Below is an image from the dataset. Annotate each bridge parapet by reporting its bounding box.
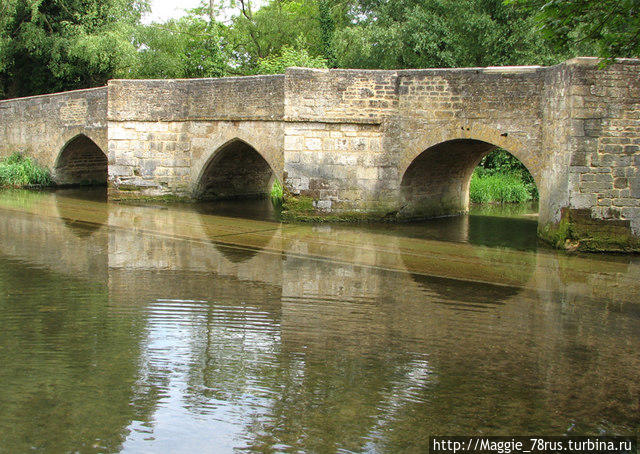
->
[108,75,284,122]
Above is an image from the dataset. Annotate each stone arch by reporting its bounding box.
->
[397,126,541,220]
[194,138,280,200]
[53,134,108,186]
[398,124,540,183]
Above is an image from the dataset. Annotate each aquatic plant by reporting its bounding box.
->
[469,169,536,204]
[0,152,52,188]
[270,179,284,207]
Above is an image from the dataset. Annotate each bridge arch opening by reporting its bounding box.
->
[195,138,278,201]
[54,135,107,186]
[399,139,539,221]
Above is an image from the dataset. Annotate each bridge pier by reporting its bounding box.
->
[0,58,639,251]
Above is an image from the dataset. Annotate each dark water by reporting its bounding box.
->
[0,189,638,453]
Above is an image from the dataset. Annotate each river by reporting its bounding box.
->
[0,188,638,452]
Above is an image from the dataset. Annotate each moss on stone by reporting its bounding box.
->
[281,210,390,223]
[282,195,315,214]
[110,192,192,204]
[538,208,640,253]
[280,195,397,223]
[538,216,572,249]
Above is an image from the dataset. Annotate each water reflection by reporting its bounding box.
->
[0,190,638,452]
[362,203,539,252]
[54,187,108,237]
[0,257,152,453]
[198,215,279,264]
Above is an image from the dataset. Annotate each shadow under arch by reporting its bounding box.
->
[398,138,541,223]
[54,134,108,186]
[194,138,279,201]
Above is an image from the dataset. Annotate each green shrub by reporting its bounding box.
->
[469,170,534,204]
[0,153,52,188]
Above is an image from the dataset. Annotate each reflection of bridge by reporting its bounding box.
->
[2,191,640,306]
[0,58,639,249]
[1,193,640,450]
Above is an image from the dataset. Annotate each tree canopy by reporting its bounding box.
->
[509,0,639,63]
[0,0,148,98]
[0,0,637,99]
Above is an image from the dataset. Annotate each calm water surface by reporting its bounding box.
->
[0,189,638,453]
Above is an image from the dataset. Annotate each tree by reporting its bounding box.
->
[0,0,149,99]
[220,0,327,73]
[508,0,639,62]
[133,16,226,79]
[331,0,560,69]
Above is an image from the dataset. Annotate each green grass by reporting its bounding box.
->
[469,169,537,204]
[270,179,284,207]
[0,153,52,188]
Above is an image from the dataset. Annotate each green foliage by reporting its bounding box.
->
[317,0,336,66]
[477,148,538,198]
[133,16,226,79]
[220,0,326,72]
[508,0,638,62]
[270,179,284,207]
[256,45,327,74]
[479,148,528,174]
[331,0,560,69]
[469,171,532,204]
[0,153,52,188]
[472,149,538,203]
[0,0,149,98]
[0,0,621,99]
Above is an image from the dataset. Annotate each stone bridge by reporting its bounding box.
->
[1,57,639,250]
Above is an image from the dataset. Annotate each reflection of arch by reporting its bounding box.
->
[400,246,535,305]
[399,135,540,221]
[213,242,268,264]
[409,273,518,308]
[54,134,107,186]
[194,138,278,201]
[198,211,278,264]
[53,189,108,238]
[467,213,538,252]
[362,209,539,252]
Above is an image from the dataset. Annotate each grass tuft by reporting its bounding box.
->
[270,179,284,207]
[469,169,536,204]
[0,153,52,188]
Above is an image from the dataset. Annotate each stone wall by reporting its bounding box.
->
[107,76,285,198]
[282,60,640,249]
[107,119,283,198]
[565,59,640,238]
[283,65,549,220]
[0,87,107,170]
